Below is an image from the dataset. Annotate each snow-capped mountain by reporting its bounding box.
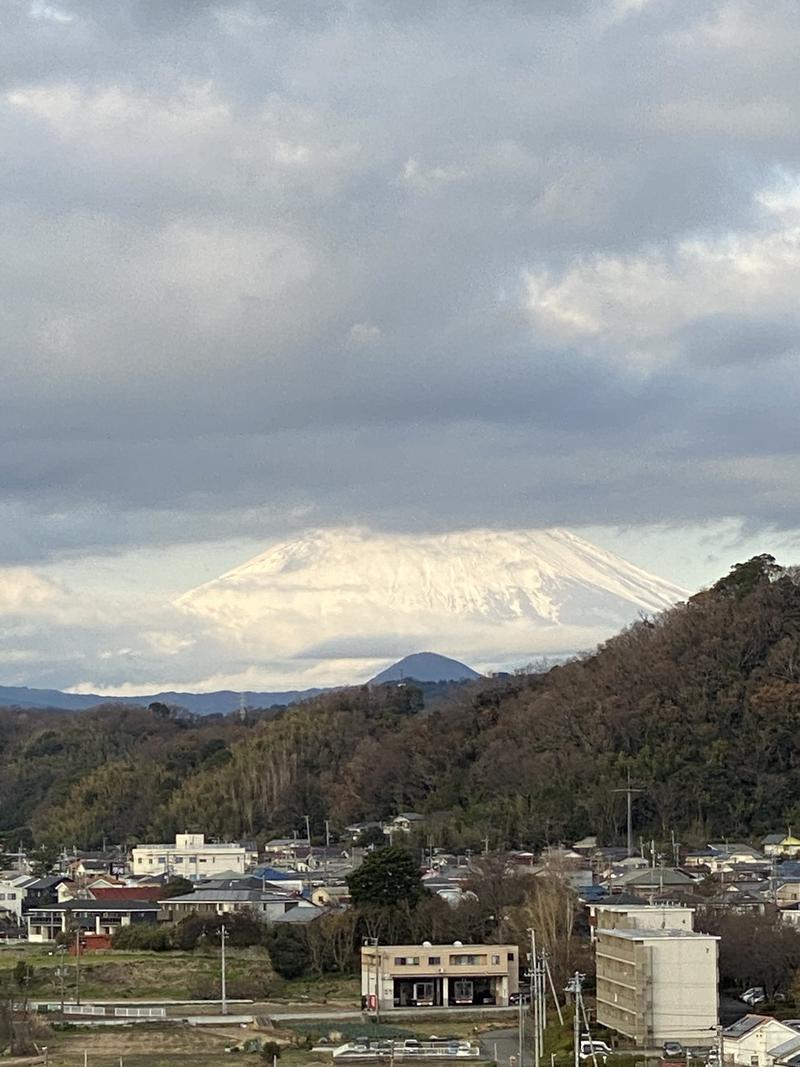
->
[175,527,688,669]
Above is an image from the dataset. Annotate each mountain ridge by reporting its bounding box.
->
[0,652,481,714]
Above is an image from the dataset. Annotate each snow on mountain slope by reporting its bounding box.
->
[175,528,688,668]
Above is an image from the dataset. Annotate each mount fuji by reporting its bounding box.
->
[175,527,688,671]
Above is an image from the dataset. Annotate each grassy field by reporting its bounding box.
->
[0,943,358,1004]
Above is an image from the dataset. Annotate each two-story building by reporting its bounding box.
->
[361,942,518,1010]
[26,899,161,942]
[130,833,257,878]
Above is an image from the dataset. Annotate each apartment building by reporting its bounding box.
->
[131,833,257,878]
[595,927,719,1046]
[589,902,696,941]
[361,942,518,1011]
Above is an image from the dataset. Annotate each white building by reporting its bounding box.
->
[722,1015,800,1067]
[595,927,719,1046]
[0,876,30,922]
[131,833,257,879]
[589,902,696,941]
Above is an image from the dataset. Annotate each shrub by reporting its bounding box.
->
[112,923,174,951]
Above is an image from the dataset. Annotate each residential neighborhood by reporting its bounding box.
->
[3,823,800,1067]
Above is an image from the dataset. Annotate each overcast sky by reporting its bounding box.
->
[2,0,800,692]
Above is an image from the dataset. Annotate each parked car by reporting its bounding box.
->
[662,1042,685,1060]
[741,987,766,1006]
[580,1039,613,1061]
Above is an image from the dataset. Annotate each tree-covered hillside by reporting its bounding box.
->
[3,555,800,851]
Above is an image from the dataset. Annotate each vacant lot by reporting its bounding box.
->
[0,943,359,1006]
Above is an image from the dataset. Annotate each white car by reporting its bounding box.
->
[580,1040,613,1060]
[742,988,766,1006]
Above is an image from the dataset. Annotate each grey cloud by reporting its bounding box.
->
[1,0,800,569]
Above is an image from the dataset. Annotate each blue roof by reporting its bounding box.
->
[252,866,299,881]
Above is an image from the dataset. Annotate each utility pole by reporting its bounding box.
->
[304,814,312,855]
[75,929,81,1005]
[518,993,525,1067]
[538,950,546,1056]
[220,924,228,1015]
[59,945,66,1014]
[613,771,642,857]
[376,950,382,1025]
[529,930,539,1067]
[566,973,586,1067]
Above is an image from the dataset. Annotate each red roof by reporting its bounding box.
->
[88,886,165,902]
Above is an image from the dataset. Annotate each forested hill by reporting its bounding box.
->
[3,554,800,852]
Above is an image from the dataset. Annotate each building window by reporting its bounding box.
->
[428,956,441,965]
[508,952,515,961]
[174,857,183,864]
[491,954,500,965]
[449,954,487,966]
[394,956,420,966]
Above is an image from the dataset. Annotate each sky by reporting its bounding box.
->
[3,0,800,693]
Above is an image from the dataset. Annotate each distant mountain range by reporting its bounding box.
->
[0,683,325,715]
[0,652,480,715]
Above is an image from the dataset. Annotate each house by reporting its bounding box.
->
[131,833,257,878]
[24,875,73,909]
[26,899,161,942]
[722,1015,800,1067]
[766,1033,800,1067]
[572,836,599,855]
[776,881,800,907]
[310,885,351,908]
[595,927,718,1046]
[361,942,519,1011]
[0,877,29,923]
[608,867,697,896]
[344,822,385,844]
[384,813,426,835]
[764,835,800,859]
[705,844,766,873]
[702,886,771,915]
[160,887,305,923]
[250,867,304,894]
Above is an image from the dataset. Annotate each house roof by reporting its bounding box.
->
[709,843,764,857]
[27,875,73,890]
[251,867,300,881]
[89,886,164,902]
[619,868,694,886]
[271,904,325,923]
[767,1036,800,1059]
[723,1015,774,1039]
[164,889,296,904]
